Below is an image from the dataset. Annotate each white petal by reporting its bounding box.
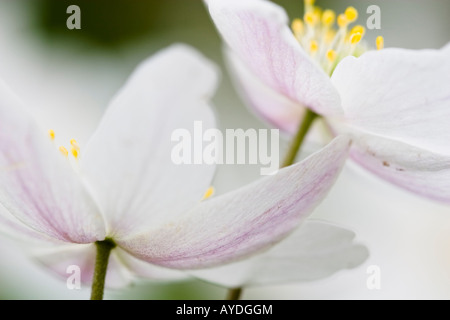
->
[189,220,369,287]
[225,49,305,134]
[81,45,219,237]
[0,80,105,243]
[350,133,450,204]
[117,136,350,269]
[115,249,189,282]
[208,0,341,116]
[0,203,62,244]
[33,244,134,289]
[442,42,450,54]
[331,47,450,156]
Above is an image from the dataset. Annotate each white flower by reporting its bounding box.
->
[207,0,450,203]
[0,44,366,290]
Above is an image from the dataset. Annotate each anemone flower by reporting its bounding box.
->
[207,0,450,203]
[0,44,363,299]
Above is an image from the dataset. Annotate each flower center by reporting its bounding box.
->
[48,129,80,160]
[292,0,384,75]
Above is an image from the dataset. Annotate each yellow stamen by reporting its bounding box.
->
[71,146,78,159]
[376,36,384,50]
[48,129,55,140]
[70,139,80,151]
[325,29,336,44]
[59,146,68,157]
[291,18,304,35]
[326,49,337,63]
[304,11,317,26]
[337,14,348,28]
[350,25,365,37]
[345,6,358,23]
[202,186,215,200]
[350,32,362,45]
[291,3,370,74]
[322,9,335,27]
[313,6,322,20]
[309,40,319,53]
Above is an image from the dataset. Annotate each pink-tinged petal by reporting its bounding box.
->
[117,136,350,269]
[0,204,63,244]
[81,45,219,237]
[33,244,134,289]
[225,49,304,134]
[189,220,368,287]
[208,0,342,116]
[226,49,334,145]
[331,47,450,156]
[350,133,450,204]
[0,80,105,243]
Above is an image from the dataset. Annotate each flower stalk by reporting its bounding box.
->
[226,288,242,300]
[281,109,318,168]
[90,238,116,300]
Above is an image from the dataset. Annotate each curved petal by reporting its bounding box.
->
[350,133,450,204]
[0,80,105,243]
[0,204,63,244]
[189,220,369,287]
[208,0,341,116]
[81,45,219,237]
[33,244,134,289]
[118,136,350,269]
[225,48,304,134]
[331,47,450,156]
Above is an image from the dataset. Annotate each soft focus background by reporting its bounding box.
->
[0,0,449,299]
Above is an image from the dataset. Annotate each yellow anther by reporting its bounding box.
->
[48,129,55,140]
[350,32,363,45]
[309,40,319,53]
[291,18,304,35]
[326,49,337,63]
[71,146,78,159]
[350,25,365,37]
[322,9,336,26]
[304,11,317,26]
[304,0,315,6]
[70,139,80,151]
[202,186,215,201]
[59,146,68,157]
[337,14,348,28]
[376,36,384,50]
[345,6,358,23]
[313,6,322,19]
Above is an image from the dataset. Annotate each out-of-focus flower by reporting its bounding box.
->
[207,0,450,203]
[0,44,358,289]
[190,220,368,288]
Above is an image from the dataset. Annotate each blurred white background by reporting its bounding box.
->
[0,0,449,299]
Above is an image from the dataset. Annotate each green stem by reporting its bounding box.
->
[226,288,242,300]
[281,109,318,168]
[90,238,116,300]
[224,109,318,300]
